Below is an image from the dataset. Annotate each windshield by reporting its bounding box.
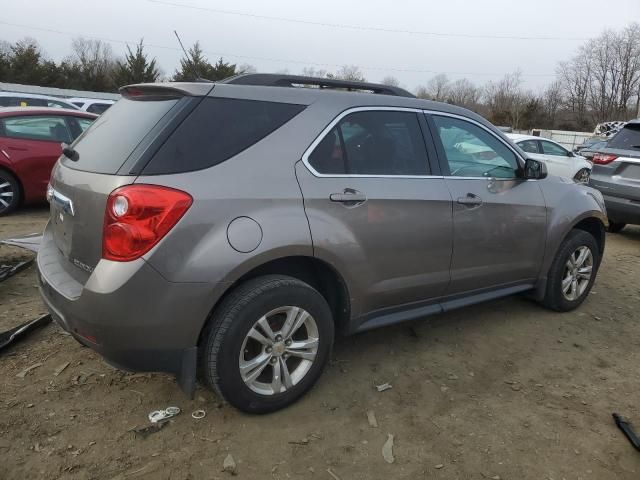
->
[608,124,640,150]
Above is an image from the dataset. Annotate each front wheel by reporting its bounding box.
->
[541,230,600,312]
[200,275,334,413]
[573,168,591,184]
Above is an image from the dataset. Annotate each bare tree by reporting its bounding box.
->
[542,81,563,129]
[333,65,366,82]
[301,67,328,78]
[446,78,480,110]
[425,74,450,102]
[67,37,117,91]
[414,85,430,99]
[381,75,400,87]
[484,71,530,128]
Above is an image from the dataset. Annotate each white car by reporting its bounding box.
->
[0,92,79,110]
[507,134,592,183]
[69,98,115,115]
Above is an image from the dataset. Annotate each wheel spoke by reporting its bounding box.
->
[240,351,271,383]
[281,307,309,339]
[247,327,271,346]
[0,198,8,208]
[577,266,592,279]
[280,358,293,390]
[288,338,319,350]
[0,182,9,189]
[562,274,573,293]
[257,316,276,342]
[271,360,283,393]
[571,279,578,298]
[0,191,13,197]
[575,248,589,267]
[286,348,316,361]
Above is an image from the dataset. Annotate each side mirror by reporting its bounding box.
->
[523,158,547,179]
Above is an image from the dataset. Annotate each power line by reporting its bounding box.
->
[0,20,556,78]
[147,0,588,42]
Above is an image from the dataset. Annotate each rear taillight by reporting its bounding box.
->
[102,185,192,262]
[592,153,617,165]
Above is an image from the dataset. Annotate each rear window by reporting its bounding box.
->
[64,97,179,174]
[143,97,305,175]
[608,124,640,150]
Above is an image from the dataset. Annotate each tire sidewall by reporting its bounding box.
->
[211,281,334,413]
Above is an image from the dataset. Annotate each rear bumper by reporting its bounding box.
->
[602,193,640,224]
[36,230,220,396]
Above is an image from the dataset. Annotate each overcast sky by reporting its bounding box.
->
[2,0,639,92]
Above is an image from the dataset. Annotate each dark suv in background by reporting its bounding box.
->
[38,75,607,413]
[590,119,640,232]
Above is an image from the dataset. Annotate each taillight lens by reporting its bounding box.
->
[103,185,192,261]
[592,153,617,165]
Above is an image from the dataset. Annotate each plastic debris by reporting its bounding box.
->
[148,406,180,423]
[0,259,33,283]
[1,233,42,253]
[367,410,378,428]
[16,362,43,378]
[382,434,395,463]
[376,383,393,392]
[132,421,168,439]
[53,361,70,377]
[191,409,206,419]
[223,453,237,475]
[0,314,51,352]
[613,413,640,451]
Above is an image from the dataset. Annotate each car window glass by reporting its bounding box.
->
[308,110,429,175]
[47,100,70,109]
[518,139,540,154]
[432,115,518,178]
[76,117,94,132]
[1,116,72,143]
[607,125,640,150]
[87,103,111,114]
[541,140,569,156]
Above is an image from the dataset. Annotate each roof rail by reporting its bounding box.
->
[220,73,415,98]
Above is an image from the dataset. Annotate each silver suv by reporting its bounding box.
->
[589,119,640,232]
[38,74,607,413]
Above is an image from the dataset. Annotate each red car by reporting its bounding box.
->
[0,107,97,215]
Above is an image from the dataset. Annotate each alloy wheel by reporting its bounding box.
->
[0,177,15,212]
[239,306,319,395]
[561,245,593,301]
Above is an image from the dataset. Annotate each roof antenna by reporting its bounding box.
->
[173,30,212,83]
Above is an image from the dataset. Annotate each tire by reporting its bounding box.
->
[608,222,626,233]
[542,230,600,312]
[573,168,590,184]
[200,275,334,413]
[0,169,20,216]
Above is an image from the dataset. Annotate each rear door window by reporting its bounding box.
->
[518,139,540,154]
[87,103,111,114]
[308,110,429,175]
[143,98,305,174]
[0,115,72,143]
[64,97,180,174]
[608,124,640,150]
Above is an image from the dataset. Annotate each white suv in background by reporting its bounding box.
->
[0,92,80,110]
[69,98,116,115]
[508,134,592,183]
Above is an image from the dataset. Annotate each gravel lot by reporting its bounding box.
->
[2,206,640,479]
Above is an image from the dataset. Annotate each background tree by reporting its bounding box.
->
[425,74,450,102]
[446,78,481,111]
[333,65,366,82]
[381,75,400,87]
[64,38,117,91]
[113,40,160,87]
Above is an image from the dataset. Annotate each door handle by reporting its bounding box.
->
[330,190,367,206]
[457,194,483,207]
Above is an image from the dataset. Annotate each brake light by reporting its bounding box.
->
[103,185,192,261]
[593,153,617,165]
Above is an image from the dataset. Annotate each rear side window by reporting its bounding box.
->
[144,98,305,174]
[608,124,640,150]
[66,97,179,174]
[518,139,540,154]
[541,140,568,156]
[308,110,429,175]
[87,103,111,114]
[0,116,72,143]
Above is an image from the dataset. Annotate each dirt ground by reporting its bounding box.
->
[2,206,640,480]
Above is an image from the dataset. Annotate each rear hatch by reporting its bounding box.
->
[47,84,209,280]
[590,123,640,201]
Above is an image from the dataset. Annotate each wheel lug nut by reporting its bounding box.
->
[270,357,277,364]
[276,335,282,342]
[266,347,272,353]
[285,339,291,346]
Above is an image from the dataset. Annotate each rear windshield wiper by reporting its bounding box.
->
[62,143,79,162]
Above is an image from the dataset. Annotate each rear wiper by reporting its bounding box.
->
[61,143,79,162]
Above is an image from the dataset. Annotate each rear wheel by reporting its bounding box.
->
[542,230,600,312]
[200,275,334,413]
[608,222,626,233]
[0,169,20,216]
[573,168,590,184]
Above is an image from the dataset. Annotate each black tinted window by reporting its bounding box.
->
[65,97,179,174]
[145,98,305,174]
[87,103,111,114]
[608,124,640,150]
[309,110,429,175]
